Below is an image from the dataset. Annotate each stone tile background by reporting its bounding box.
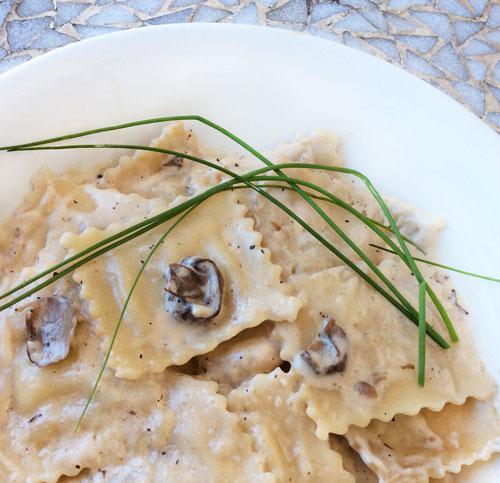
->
[0,0,499,133]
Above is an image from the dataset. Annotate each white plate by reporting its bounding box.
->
[0,24,499,481]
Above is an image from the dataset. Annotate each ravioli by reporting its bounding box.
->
[183,322,282,395]
[62,191,301,379]
[58,373,273,483]
[0,307,174,483]
[0,126,498,482]
[0,169,168,297]
[345,399,500,482]
[236,132,387,279]
[227,369,354,482]
[273,261,493,437]
[98,122,221,202]
[0,171,98,289]
[329,435,378,483]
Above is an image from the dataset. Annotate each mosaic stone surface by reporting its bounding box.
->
[0,0,499,132]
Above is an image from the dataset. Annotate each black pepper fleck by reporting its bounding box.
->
[28,413,42,423]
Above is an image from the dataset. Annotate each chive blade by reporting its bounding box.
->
[418,281,427,387]
[370,243,500,284]
[76,204,200,430]
[5,144,449,347]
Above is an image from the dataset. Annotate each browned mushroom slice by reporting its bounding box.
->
[25,296,78,367]
[164,257,224,323]
[301,317,348,375]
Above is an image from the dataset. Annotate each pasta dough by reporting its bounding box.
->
[228,369,354,482]
[273,262,493,436]
[57,373,273,483]
[183,322,283,395]
[98,122,221,202]
[0,309,174,483]
[345,399,500,482]
[62,191,301,379]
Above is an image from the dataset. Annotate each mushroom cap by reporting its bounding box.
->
[25,296,78,367]
[301,317,348,375]
[164,257,224,323]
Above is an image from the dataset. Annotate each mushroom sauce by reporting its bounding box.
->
[0,123,498,482]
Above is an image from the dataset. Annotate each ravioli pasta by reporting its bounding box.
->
[0,125,498,482]
[236,132,388,279]
[62,191,301,379]
[0,308,173,483]
[0,171,168,295]
[272,262,493,436]
[227,369,354,482]
[345,399,500,482]
[98,122,221,202]
[58,373,273,483]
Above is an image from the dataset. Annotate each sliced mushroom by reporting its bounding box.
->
[164,257,223,323]
[25,296,78,367]
[301,317,348,375]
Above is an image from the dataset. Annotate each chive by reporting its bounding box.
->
[75,204,200,431]
[0,113,462,341]
[228,183,423,251]
[370,244,500,283]
[2,116,472,391]
[418,281,427,387]
[0,187,234,312]
[0,155,429,328]
[5,144,448,348]
[10,144,420,311]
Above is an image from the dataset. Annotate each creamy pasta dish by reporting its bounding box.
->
[0,122,498,482]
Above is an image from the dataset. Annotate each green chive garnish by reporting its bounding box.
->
[370,244,500,284]
[418,281,427,387]
[1,115,495,423]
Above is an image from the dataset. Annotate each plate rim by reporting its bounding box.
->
[0,23,497,137]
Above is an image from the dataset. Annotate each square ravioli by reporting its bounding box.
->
[0,170,168,296]
[0,308,173,483]
[98,122,222,202]
[345,399,500,482]
[53,373,274,483]
[272,262,493,436]
[62,191,301,379]
[227,369,354,482]
[183,321,283,395]
[235,131,391,280]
